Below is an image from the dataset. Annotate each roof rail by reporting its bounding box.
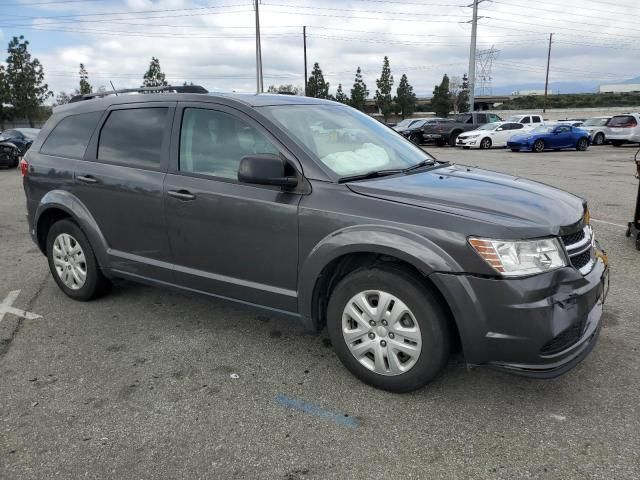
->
[69,84,208,103]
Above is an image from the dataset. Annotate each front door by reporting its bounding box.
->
[164,104,301,313]
[552,125,573,148]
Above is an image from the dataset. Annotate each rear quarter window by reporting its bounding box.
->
[41,111,103,159]
[608,115,638,127]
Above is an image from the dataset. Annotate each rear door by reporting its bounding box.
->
[163,103,302,312]
[73,102,175,281]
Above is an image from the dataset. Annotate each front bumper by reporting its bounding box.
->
[506,140,532,151]
[456,136,480,148]
[423,133,444,141]
[430,245,609,378]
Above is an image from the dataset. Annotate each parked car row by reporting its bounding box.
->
[0,128,39,168]
[392,112,640,152]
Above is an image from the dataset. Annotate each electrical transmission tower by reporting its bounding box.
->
[475,46,499,96]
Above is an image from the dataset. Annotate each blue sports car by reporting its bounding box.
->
[507,124,591,152]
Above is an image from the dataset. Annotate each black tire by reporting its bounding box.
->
[533,139,545,153]
[510,148,520,152]
[448,131,461,147]
[435,139,445,147]
[612,141,623,147]
[480,137,492,149]
[327,265,451,393]
[46,218,111,301]
[409,134,421,145]
[11,157,19,168]
[593,132,605,146]
[576,137,589,151]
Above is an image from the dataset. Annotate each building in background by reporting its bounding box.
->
[599,84,640,93]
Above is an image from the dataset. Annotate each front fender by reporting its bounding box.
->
[298,224,462,330]
[35,189,110,268]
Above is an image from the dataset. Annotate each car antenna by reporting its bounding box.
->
[110,81,118,96]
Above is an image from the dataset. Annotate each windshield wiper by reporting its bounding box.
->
[403,158,438,172]
[338,168,404,183]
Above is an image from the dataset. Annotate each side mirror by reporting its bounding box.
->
[496,127,504,131]
[238,154,298,188]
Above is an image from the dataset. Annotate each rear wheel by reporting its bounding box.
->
[409,134,421,145]
[46,219,111,301]
[533,139,545,153]
[480,137,492,149]
[327,265,451,393]
[593,132,605,145]
[448,132,461,147]
[576,137,589,151]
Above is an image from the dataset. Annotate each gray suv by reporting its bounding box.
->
[22,87,609,392]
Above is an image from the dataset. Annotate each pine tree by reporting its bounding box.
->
[142,57,168,88]
[457,73,470,113]
[395,74,417,119]
[79,63,92,94]
[5,36,51,127]
[431,74,452,118]
[350,66,369,111]
[335,83,348,104]
[306,62,329,99]
[374,56,394,121]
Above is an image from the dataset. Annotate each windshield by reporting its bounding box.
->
[0,132,13,141]
[395,119,416,128]
[582,118,608,127]
[532,126,554,133]
[477,122,501,131]
[259,105,434,177]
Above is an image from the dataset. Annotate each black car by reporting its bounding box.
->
[392,118,446,145]
[22,86,609,392]
[0,128,39,168]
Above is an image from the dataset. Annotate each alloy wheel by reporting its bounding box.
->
[52,233,87,290]
[341,290,422,376]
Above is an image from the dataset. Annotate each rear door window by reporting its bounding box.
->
[98,108,168,169]
[532,116,542,123]
[609,115,638,127]
[476,114,488,124]
[41,111,102,159]
[521,116,531,124]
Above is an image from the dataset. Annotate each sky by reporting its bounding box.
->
[0,0,639,102]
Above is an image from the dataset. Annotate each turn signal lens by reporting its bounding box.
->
[19,157,28,176]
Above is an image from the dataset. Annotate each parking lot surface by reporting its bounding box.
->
[1,145,639,479]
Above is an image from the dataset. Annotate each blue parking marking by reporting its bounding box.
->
[274,394,358,428]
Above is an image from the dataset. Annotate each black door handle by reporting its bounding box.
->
[77,175,97,184]
[168,189,196,201]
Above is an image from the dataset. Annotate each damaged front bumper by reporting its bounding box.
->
[430,245,609,378]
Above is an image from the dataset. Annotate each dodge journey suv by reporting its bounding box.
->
[22,86,609,392]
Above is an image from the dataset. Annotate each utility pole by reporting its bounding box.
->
[543,33,553,113]
[303,26,308,96]
[467,0,479,112]
[254,0,263,93]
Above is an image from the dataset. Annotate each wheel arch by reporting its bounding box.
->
[34,190,109,268]
[298,225,463,334]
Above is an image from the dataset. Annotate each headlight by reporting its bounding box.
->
[466,134,480,138]
[469,237,567,277]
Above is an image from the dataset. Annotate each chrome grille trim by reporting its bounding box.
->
[561,225,595,275]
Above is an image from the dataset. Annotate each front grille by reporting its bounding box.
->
[540,322,583,355]
[561,230,585,246]
[561,226,594,274]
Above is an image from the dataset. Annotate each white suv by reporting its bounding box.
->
[505,114,545,128]
[608,113,640,146]
[581,116,611,146]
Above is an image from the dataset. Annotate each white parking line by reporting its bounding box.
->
[0,290,42,323]
[591,218,628,229]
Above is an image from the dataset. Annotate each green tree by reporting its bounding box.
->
[142,57,168,87]
[374,56,394,121]
[350,66,369,111]
[5,36,51,127]
[0,65,10,129]
[79,63,92,94]
[431,74,452,117]
[55,91,71,105]
[307,62,329,99]
[395,73,417,119]
[452,73,469,113]
[334,83,348,104]
[267,84,302,95]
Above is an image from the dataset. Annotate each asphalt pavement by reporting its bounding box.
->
[1,144,639,479]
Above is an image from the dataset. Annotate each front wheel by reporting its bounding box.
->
[46,219,111,301]
[593,132,605,145]
[409,134,421,145]
[576,137,589,151]
[480,137,492,149]
[327,265,451,392]
[533,139,545,153]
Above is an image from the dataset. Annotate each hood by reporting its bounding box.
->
[347,164,585,233]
